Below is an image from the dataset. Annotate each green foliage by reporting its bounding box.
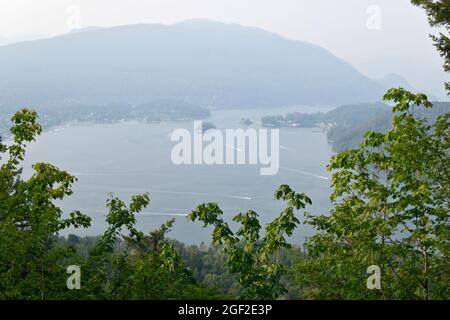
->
[0,109,222,300]
[1,92,448,300]
[188,185,311,300]
[294,89,450,299]
[79,211,223,300]
[0,109,91,299]
[0,2,448,300]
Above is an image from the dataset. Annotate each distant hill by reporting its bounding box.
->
[374,73,438,100]
[0,34,50,46]
[327,101,450,152]
[0,99,209,139]
[0,19,386,108]
[261,103,390,128]
[68,26,105,34]
[261,101,450,152]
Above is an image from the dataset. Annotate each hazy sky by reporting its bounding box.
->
[1,0,448,98]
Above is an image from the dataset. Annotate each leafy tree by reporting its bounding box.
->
[188,185,311,299]
[294,89,449,299]
[0,109,222,300]
[0,109,91,299]
[110,217,218,300]
[76,193,150,299]
[76,195,224,300]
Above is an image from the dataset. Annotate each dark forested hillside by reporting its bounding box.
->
[327,101,450,152]
[262,101,450,152]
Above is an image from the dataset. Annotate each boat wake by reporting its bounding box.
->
[140,212,188,217]
[79,184,253,201]
[155,190,252,200]
[281,167,329,180]
[280,145,296,152]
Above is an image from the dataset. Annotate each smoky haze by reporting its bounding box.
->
[0,0,448,98]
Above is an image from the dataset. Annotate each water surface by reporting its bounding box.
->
[21,106,334,244]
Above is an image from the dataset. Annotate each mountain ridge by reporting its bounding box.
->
[0,19,386,108]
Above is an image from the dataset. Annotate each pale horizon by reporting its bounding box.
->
[1,0,449,99]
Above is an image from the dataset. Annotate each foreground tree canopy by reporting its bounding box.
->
[294,89,449,299]
[0,0,449,300]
